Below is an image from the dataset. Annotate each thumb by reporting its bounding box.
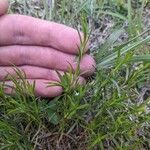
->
[0,0,9,16]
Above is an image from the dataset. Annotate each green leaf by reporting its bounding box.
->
[130,54,150,62]
[47,110,59,125]
[96,28,125,62]
[97,35,150,69]
[90,134,108,149]
[77,104,90,110]
[98,10,127,20]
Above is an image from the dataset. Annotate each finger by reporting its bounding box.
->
[0,46,96,76]
[0,66,64,81]
[0,66,86,84]
[0,14,88,54]
[0,0,9,15]
[3,77,86,97]
[3,79,63,97]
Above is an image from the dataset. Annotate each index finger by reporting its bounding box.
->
[0,14,88,54]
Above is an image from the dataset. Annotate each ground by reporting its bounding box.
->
[0,0,150,149]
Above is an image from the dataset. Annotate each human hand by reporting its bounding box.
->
[0,0,96,97]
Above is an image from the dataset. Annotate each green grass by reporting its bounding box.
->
[0,0,150,149]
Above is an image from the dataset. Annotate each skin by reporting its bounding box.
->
[0,0,96,97]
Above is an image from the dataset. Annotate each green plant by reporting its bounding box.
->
[0,0,149,149]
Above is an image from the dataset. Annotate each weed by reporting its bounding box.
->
[0,0,149,149]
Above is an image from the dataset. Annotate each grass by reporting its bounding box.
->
[0,0,150,149]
